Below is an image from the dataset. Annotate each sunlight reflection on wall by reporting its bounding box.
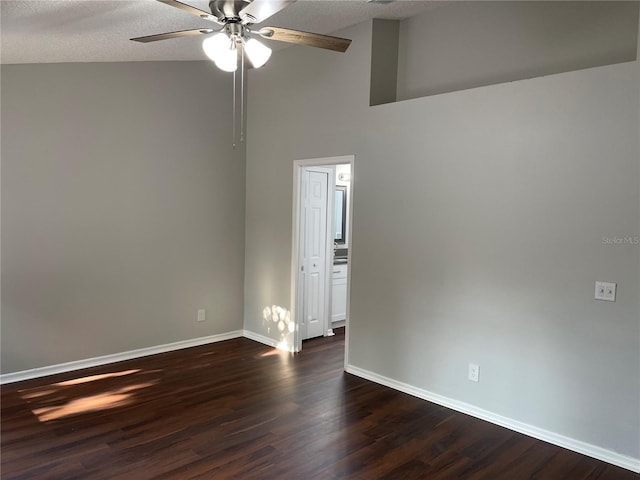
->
[262,305,296,352]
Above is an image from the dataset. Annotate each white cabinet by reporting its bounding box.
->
[331,263,348,324]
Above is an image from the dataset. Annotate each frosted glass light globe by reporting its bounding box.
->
[202,33,237,72]
[244,38,272,68]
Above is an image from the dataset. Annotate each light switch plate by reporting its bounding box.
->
[595,282,616,302]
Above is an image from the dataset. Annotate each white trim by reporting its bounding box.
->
[291,155,355,354]
[345,364,640,473]
[291,162,303,353]
[326,166,337,337]
[343,159,354,370]
[242,329,279,348]
[0,330,243,385]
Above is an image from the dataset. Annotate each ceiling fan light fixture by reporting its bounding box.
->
[202,32,238,72]
[244,38,272,68]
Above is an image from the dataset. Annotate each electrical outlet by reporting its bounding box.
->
[468,363,479,383]
[197,309,206,322]
[595,282,616,302]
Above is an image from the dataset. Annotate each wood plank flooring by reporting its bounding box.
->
[1,329,636,479]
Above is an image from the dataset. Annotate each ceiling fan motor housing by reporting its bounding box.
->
[210,0,252,21]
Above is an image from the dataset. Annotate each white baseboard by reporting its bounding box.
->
[346,364,640,473]
[0,330,244,385]
[331,320,346,329]
[242,330,298,352]
[242,330,279,348]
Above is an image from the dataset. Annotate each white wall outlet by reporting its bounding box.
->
[468,363,479,383]
[197,309,206,322]
[595,281,616,302]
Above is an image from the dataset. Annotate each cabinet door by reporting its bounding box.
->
[331,276,347,322]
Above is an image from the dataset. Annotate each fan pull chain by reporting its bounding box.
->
[232,66,237,149]
[240,45,245,144]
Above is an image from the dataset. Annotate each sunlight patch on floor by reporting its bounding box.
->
[52,369,141,387]
[31,381,157,422]
[260,349,283,357]
[18,368,160,423]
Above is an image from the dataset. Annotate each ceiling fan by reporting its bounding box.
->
[131,0,351,146]
[131,0,352,72]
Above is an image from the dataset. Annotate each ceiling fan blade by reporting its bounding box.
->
[156,0,219,22]
[258,27,352,53]
[239,0,296,24]
[131,28,214,43]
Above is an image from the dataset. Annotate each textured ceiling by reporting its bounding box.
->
[0,0,443,64]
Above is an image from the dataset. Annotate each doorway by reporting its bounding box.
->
[291,155,354,363]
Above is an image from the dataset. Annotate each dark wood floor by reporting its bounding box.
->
[1,329,636,479]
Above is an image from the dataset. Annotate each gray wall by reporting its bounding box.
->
[1,61,245,373]
[244,19,639,463]
[397,1,639,99]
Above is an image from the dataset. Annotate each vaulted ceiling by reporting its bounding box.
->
[1,0,444,64]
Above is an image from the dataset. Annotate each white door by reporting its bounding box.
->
[301,168,330,340]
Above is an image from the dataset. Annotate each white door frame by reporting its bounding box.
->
[291,155,354,358]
